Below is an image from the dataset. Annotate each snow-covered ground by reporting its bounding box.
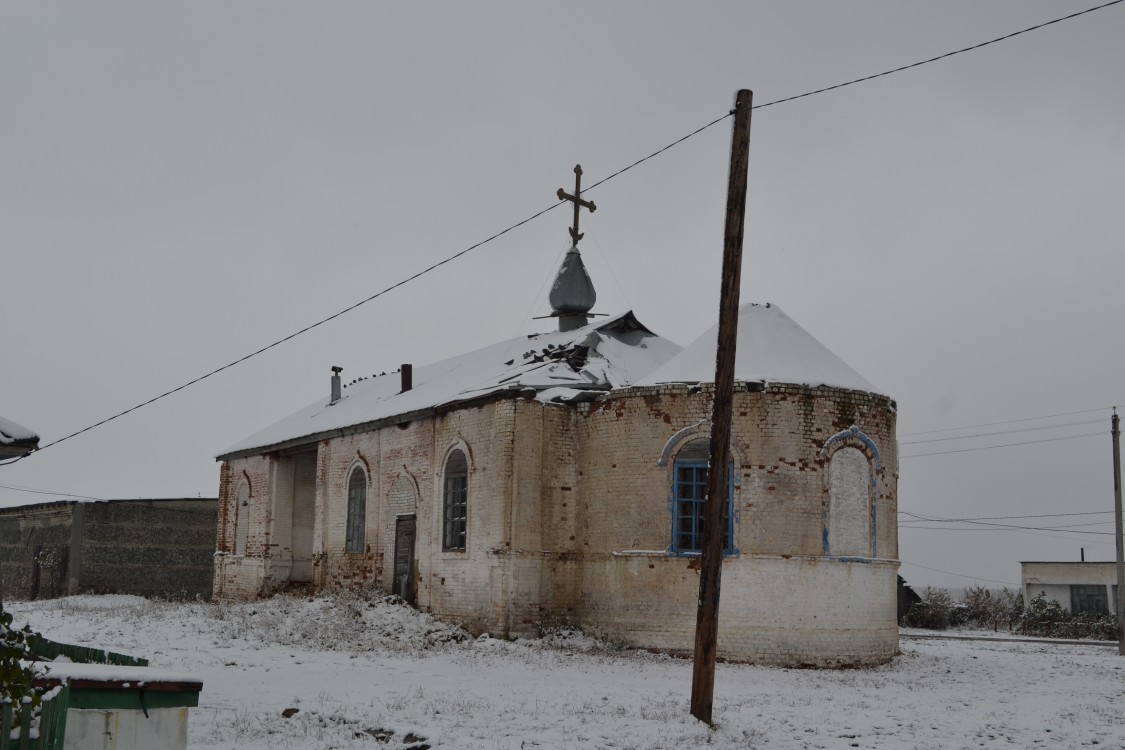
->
[8,593,1125,749]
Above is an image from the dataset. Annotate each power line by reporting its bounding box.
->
[900,516,1114,530]
[748,0,1124,112]
[899,419,1103,446]
[900,431,1104,459]
[901,523,1114,546]
[898,407,1112,437]
[900,524,1113,535]
[900,560,1019,587]
[900,526,1116,547]
[0,483,104,502]
[898,510,1116,545]
[899,509,1113,521]
[11,0,1121,464]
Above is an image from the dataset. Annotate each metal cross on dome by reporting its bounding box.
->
[557,164,597,243]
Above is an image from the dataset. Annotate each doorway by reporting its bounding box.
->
[392,514,416,605]
[290,452,316,582]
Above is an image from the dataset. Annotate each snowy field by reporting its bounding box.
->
[8,593,1125,750]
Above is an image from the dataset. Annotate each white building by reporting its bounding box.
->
[1021,561,1119,614]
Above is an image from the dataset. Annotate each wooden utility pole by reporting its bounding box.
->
[690,88,753,725]
[1112,408,1123,656]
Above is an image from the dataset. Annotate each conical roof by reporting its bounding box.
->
[634,303,883,395]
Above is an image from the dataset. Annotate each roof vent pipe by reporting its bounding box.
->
[401,364,413,393]
[330,366,343,404]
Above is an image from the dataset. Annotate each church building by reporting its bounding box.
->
[213,170,899,667]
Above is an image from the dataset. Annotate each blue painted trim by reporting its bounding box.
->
[820,425,882,558]
[667,549,742,559]
[669,460,737,555]
[818,425,882,471]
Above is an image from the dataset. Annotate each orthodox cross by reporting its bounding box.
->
[557,164,597,243]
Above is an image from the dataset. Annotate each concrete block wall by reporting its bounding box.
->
[78,500,216,599]
[0,505,73,600]
[1,499,216,602]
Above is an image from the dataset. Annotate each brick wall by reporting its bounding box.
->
[214,380,899,666]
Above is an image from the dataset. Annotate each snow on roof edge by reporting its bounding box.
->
[218,311,681,460]
[634,302,888,397]
[0,414,39,445]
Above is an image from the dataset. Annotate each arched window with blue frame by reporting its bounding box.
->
[671,439,734,554]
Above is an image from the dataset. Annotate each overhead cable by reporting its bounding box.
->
[900,431,1104,459]
[899,419,1104,446]
[14,0,1122,463]
[898,406,1112,437]
[897,509,1113,521]
[899,560,1019,587]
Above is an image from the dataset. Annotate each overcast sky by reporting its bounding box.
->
[3,1,1123,591]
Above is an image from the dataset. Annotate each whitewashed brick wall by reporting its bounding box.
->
[214,381,899,667]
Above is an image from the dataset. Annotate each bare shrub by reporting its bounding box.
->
[1017,593,1117,640]
[902,587,952,630]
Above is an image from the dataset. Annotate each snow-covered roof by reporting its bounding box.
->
[634,303,883,395]
[36,661,202,687]
[0,414,39,457]
[219,311,683,459]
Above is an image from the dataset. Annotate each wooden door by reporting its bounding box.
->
[392,515,416,605]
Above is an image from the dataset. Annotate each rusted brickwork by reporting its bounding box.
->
[214,381,899,666]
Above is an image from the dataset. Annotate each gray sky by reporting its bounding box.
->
[3,1,1123,591]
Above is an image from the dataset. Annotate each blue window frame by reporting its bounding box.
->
[672,460,734,554]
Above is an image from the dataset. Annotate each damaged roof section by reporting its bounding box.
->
[218,311,682,460]
[0,415,40,458]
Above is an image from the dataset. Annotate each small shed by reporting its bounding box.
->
[1021,561,1119,614]
[37,663,202,750]
[0,498,217,601]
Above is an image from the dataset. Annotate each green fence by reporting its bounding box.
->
[28,635,147,668]
[1,683,69,750]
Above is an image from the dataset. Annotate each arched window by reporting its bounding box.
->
[345,466,367,553]
[442,449,468,552]
[234,481,249,556]
[671,440,733,554]
[827,446,871,557]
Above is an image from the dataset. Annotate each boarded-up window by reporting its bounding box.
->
[345,467,367,553]
[443,449,468,552]
[827,447,871,557]
[234,481,250,556]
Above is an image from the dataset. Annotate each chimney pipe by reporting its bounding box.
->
[1081,547,1085,562]
[401,364,412,393]
[330,366,343,404]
